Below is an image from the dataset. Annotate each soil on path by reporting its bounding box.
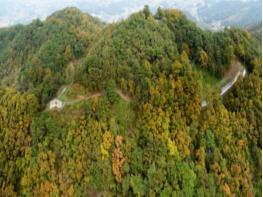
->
[116,89,131,102]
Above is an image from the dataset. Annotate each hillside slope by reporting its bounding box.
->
[246,22,262,47]
[0,7,104,105]
[82,8,259,95]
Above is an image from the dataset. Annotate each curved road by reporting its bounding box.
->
[201,61,247,108]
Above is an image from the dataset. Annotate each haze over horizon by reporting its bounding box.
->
[0,0,261,28]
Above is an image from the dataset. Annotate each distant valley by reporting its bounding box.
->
[0,0,261,30]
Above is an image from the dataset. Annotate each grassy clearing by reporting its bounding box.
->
[194,61,245,98]
[58,83,90,102]
[50,84,135,134]
[112,98,135,134]
[194,66,221,97]
[51,99,92,122]
[49,89,135,128]
[197,68,220,88]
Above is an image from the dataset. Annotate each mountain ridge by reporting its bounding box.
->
[0,7,260,105]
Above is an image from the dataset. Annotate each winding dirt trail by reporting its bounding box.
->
[64,92,102,105]
[48,88,131,110]
[116,89,131,102]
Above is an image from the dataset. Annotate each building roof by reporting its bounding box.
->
[51,98,62,103]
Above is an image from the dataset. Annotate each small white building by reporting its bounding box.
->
[201,100,208,108]
[49,98,63,109]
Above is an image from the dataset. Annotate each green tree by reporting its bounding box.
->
[155,7,164,20]
[105,80,118,104]
[143,5,151,19]
[65,45,73,62]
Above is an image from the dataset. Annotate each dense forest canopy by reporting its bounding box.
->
[246,22,262,48]
[0,6,261,196]
[0,7,104,105]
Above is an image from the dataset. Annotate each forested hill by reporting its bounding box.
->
[0,7,104,105]
[246,22,262,47]
[84,8,259,92]
[0,6,261,196]
[0,7,260,105]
